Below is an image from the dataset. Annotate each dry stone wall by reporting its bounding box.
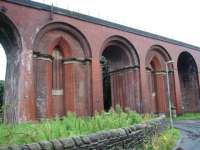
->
[0,116,168,150]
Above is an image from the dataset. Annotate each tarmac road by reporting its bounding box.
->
[173,120,200,150]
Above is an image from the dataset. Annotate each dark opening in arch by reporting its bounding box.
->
[102,45,131,111]
[101,56,112,112]
[178,52,200,112]
[101,36,140,112]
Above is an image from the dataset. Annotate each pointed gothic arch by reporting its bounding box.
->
[33,22,92,119]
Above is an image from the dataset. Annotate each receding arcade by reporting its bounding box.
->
[1,0,200,123]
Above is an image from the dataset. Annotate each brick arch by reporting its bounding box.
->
[0,13,23,123]
[145,45,175,113]
[146,45,172,70]
[33,22,91,58]
[100,35,140,67]
[178,51,200,112]
[33,22,92,119]
[100,35,141,112]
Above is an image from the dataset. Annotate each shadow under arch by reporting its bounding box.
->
[177,51,200,112]
[145,45,176,114]
[0,13,22,123]
[100,35,141,112]
[33,22,92,119]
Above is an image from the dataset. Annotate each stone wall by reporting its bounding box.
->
[1,116,168,150]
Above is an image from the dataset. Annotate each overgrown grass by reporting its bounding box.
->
[0,105,153,146]
[138,128,180,150]
[176,112,200,120]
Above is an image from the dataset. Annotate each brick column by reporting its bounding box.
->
[173,67,182,114]
[91,58,104,114]
[33,52,53,119]
[17,49,37,122]
[140,64,151,113]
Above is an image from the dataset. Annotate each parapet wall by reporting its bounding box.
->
[2,116,168,150]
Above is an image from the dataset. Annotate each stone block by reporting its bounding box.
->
[59,138,75,149]
[39,141,53,150]
[50,140,64,150]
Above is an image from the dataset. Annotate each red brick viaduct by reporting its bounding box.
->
[0,0,200,123]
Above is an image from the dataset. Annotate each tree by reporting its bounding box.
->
[0,80,4,107]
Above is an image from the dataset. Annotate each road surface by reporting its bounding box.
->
[173,120,200,150]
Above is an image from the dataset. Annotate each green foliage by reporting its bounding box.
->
[138,128,180,150]
[176,112,200,120]
[0,80,4,99]
[0,106,149,146]
[0,80,4,122]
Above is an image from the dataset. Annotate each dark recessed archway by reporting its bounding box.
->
[178,52,200,112]
[101,36,140,112]
[102,45,131,111]
[0,13,22,123]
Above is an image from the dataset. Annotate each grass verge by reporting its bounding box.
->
[0,106,154,146]
[175,112,200,120]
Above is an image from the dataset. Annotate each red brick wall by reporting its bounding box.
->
[1,1,200,122]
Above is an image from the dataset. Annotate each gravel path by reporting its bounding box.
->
[173,120,200,150]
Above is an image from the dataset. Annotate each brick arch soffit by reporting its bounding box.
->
[145,45,173,71]
[177,51,199,73]
[0,12,22,55]
[150,56,162,71]
[33,22,91,58]
[100,35,140,67]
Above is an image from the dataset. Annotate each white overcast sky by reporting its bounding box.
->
[0,0,200,80]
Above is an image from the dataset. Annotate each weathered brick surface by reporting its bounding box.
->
[2,116,168,150]
[1,0,200,123]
